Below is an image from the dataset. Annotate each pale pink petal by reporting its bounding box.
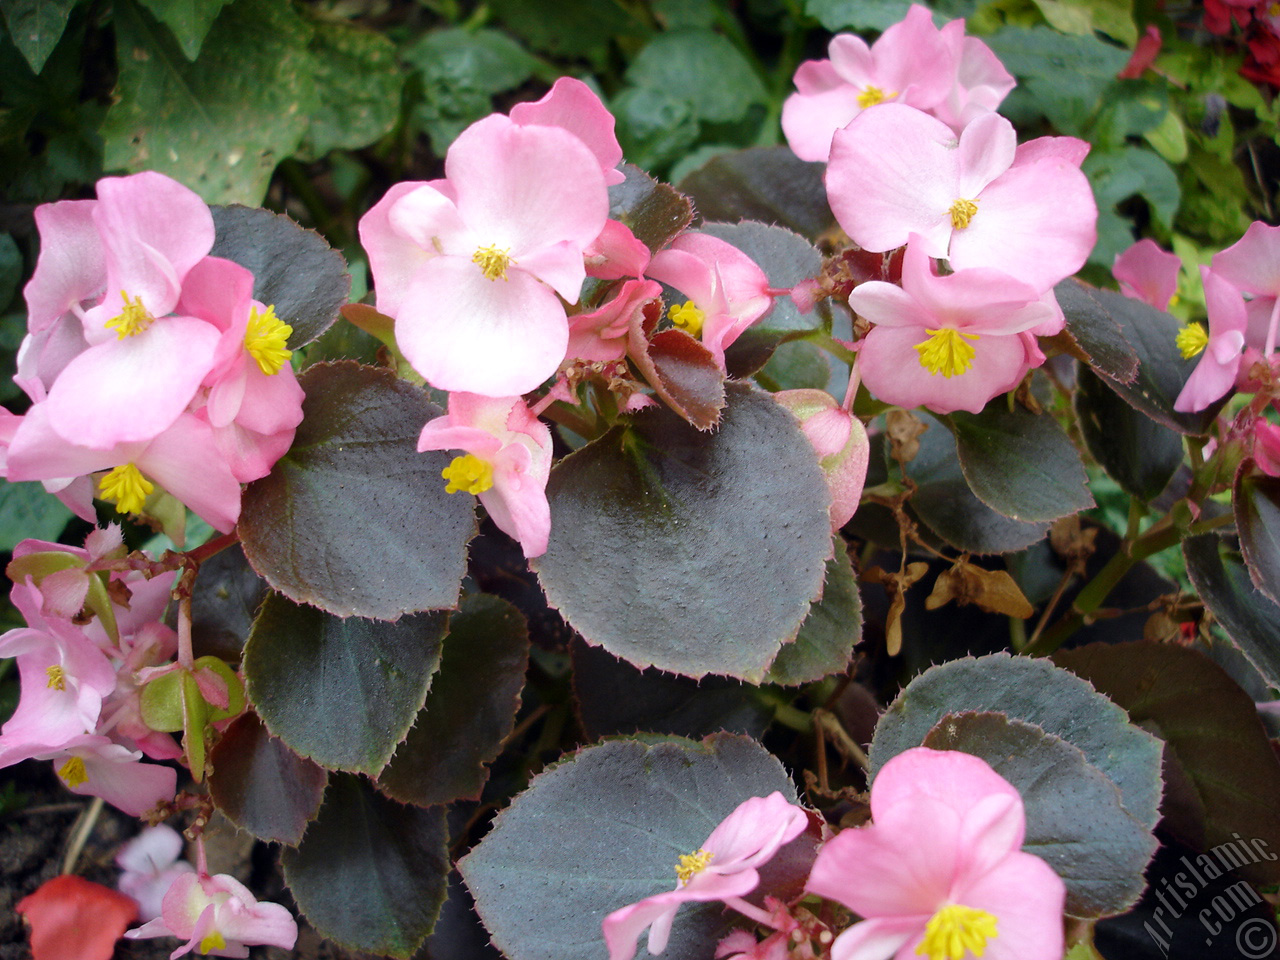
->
[701,792,808,870]
[24,200,105,333]
[603,895,683,960]
[930,35,1016,131]
[829,916,924,960]
[585,220,651,280]
[397,258,569,396]
[417,422,505,459]
[447,115,609,258]
[648,248,715,307]
[869,747,1023,822]
[140,415,243,532]
[567,279,660,363]
[227,363,304,436]
[1174,267,1248,412]
[847,280,935,329]
[44,317,222,449]
[1013,135,1091,169]
[954,112,1018,198]
[509,77,626,185]
[177,256,254,338]
[953,852,1065,960]
[869,5,960,107]
[1213,220,1280,297]
[215,896,297,951]
[361,181,449,317]
[1115,239,1181,310]
[781,81,870,162]
[513,239,589,303]
[386,181,471,256]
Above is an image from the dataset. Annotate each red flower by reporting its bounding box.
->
[17,875,138,960]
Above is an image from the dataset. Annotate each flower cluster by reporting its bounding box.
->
[3,172,303,533]
[784,4,1096,414]
[602,748,1065,960]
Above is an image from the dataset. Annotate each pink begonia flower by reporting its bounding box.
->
[781,5,972,162]
[30,734,177,817]
[772,390,869,530]
[1253,418,1280,477]
[117,825,195,923]
[360,114,609,396]
[849,239,1056,414]
[928,32,1018,132]
[827,105,1096,292]
[602,791,809,960]
[716,927,791,960]
[1174,268,1247,413]
[646,232,772,370]
[24,172,222,450]
[1211,221,1280,357]
[585,219,652,280]
[807,747,1065,960]
[566,279,663,364]
[509,76,627,186]
[6,402,242,531]
[418,394,553,558]
[126,871,297,958]
[1114,238,1182,311]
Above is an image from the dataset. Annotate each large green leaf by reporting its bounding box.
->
[625,30,766,125]
[283,773,449,958]
[805,0,913,30]
[1234,469,1280,607]
[924,712,1157,919]
[0,481,72,551]
[1183,533,1280,688]
[134,0,233,59]
[1084,146,1181,267]
[209,205,348,348]
[1074,366,1184,502]
[870,653,1163,830]
[0,0,76,72]
[1056,642,1280,886]
[949,404,1093,523]
[207,711,327,846]
[295,15,400,159]
[377,595,529,806]
[102,0,318,205]
[243,592,447,775]
[678,147,832,243]
[1056,281,1216,435]
[763,537,862,686]
[534,382,832,680]
[459,734,799,960]
[904,414,1050,554]
[238,362,476,619]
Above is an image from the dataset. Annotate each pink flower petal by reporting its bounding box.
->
[24,200,105,334]
[509,77,626,185]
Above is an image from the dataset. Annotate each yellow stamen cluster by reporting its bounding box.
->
[949,198,979,230]
[58,756,88,789]
[916,904,998,960]
[103,291,155,339]
[857,85,896,109]
[915,327,979,378]
[442,454,494,495]
[668,301,706,338]
[200,931,228,954]
[1176,322,1209,360]
[46,664,66,690]
[98,463,154,516]
[473,244,514,281]
[244,305,293,375]
[675,849,714,885]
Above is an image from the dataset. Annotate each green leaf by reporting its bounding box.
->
[626,30,766,125]
[238,362,476,619]
[0,0,75,72]
[903,414,1050,554]
[611,86,700,172]
[571,642,772,741]
[678,147,832,243]
[763,537,862,686]
[209,205,347,348]
[533,382,832,680]
[377,594,529,806]
[804,0,913,31]
[488,0,642,58]
[947,404,1093,523]
[0,481,72,551]
[608,164,694,257]
[243,592,448,775]
[102,0,319,205]
[1234,469,1280,607]
[207,710,327,846]
[134,0,233,59]
[459,734,799,960]
[1057,281,1217,435]
[924,711,1156,918]
[870,652,1164,831]
[1055,641,1280,885]
[1184,533,1280,688]
[1084,146,1181,266]
[296,15,401,159]
[283,773,449,958]
[1074,366,1184,502]
[403,26,537,155]
[139,669,187,733]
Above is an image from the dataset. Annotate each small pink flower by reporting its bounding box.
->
[807,747,1064,960]
[1113,239,1181,311]
[1173,267,1247,413]
[418,394,553,558]
[125,871,297,958]
[772,390,869,530]
[117,825,195,922]
[1211,220,1280,356]
[602,792,808,960]
[1254,417,1280,476]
